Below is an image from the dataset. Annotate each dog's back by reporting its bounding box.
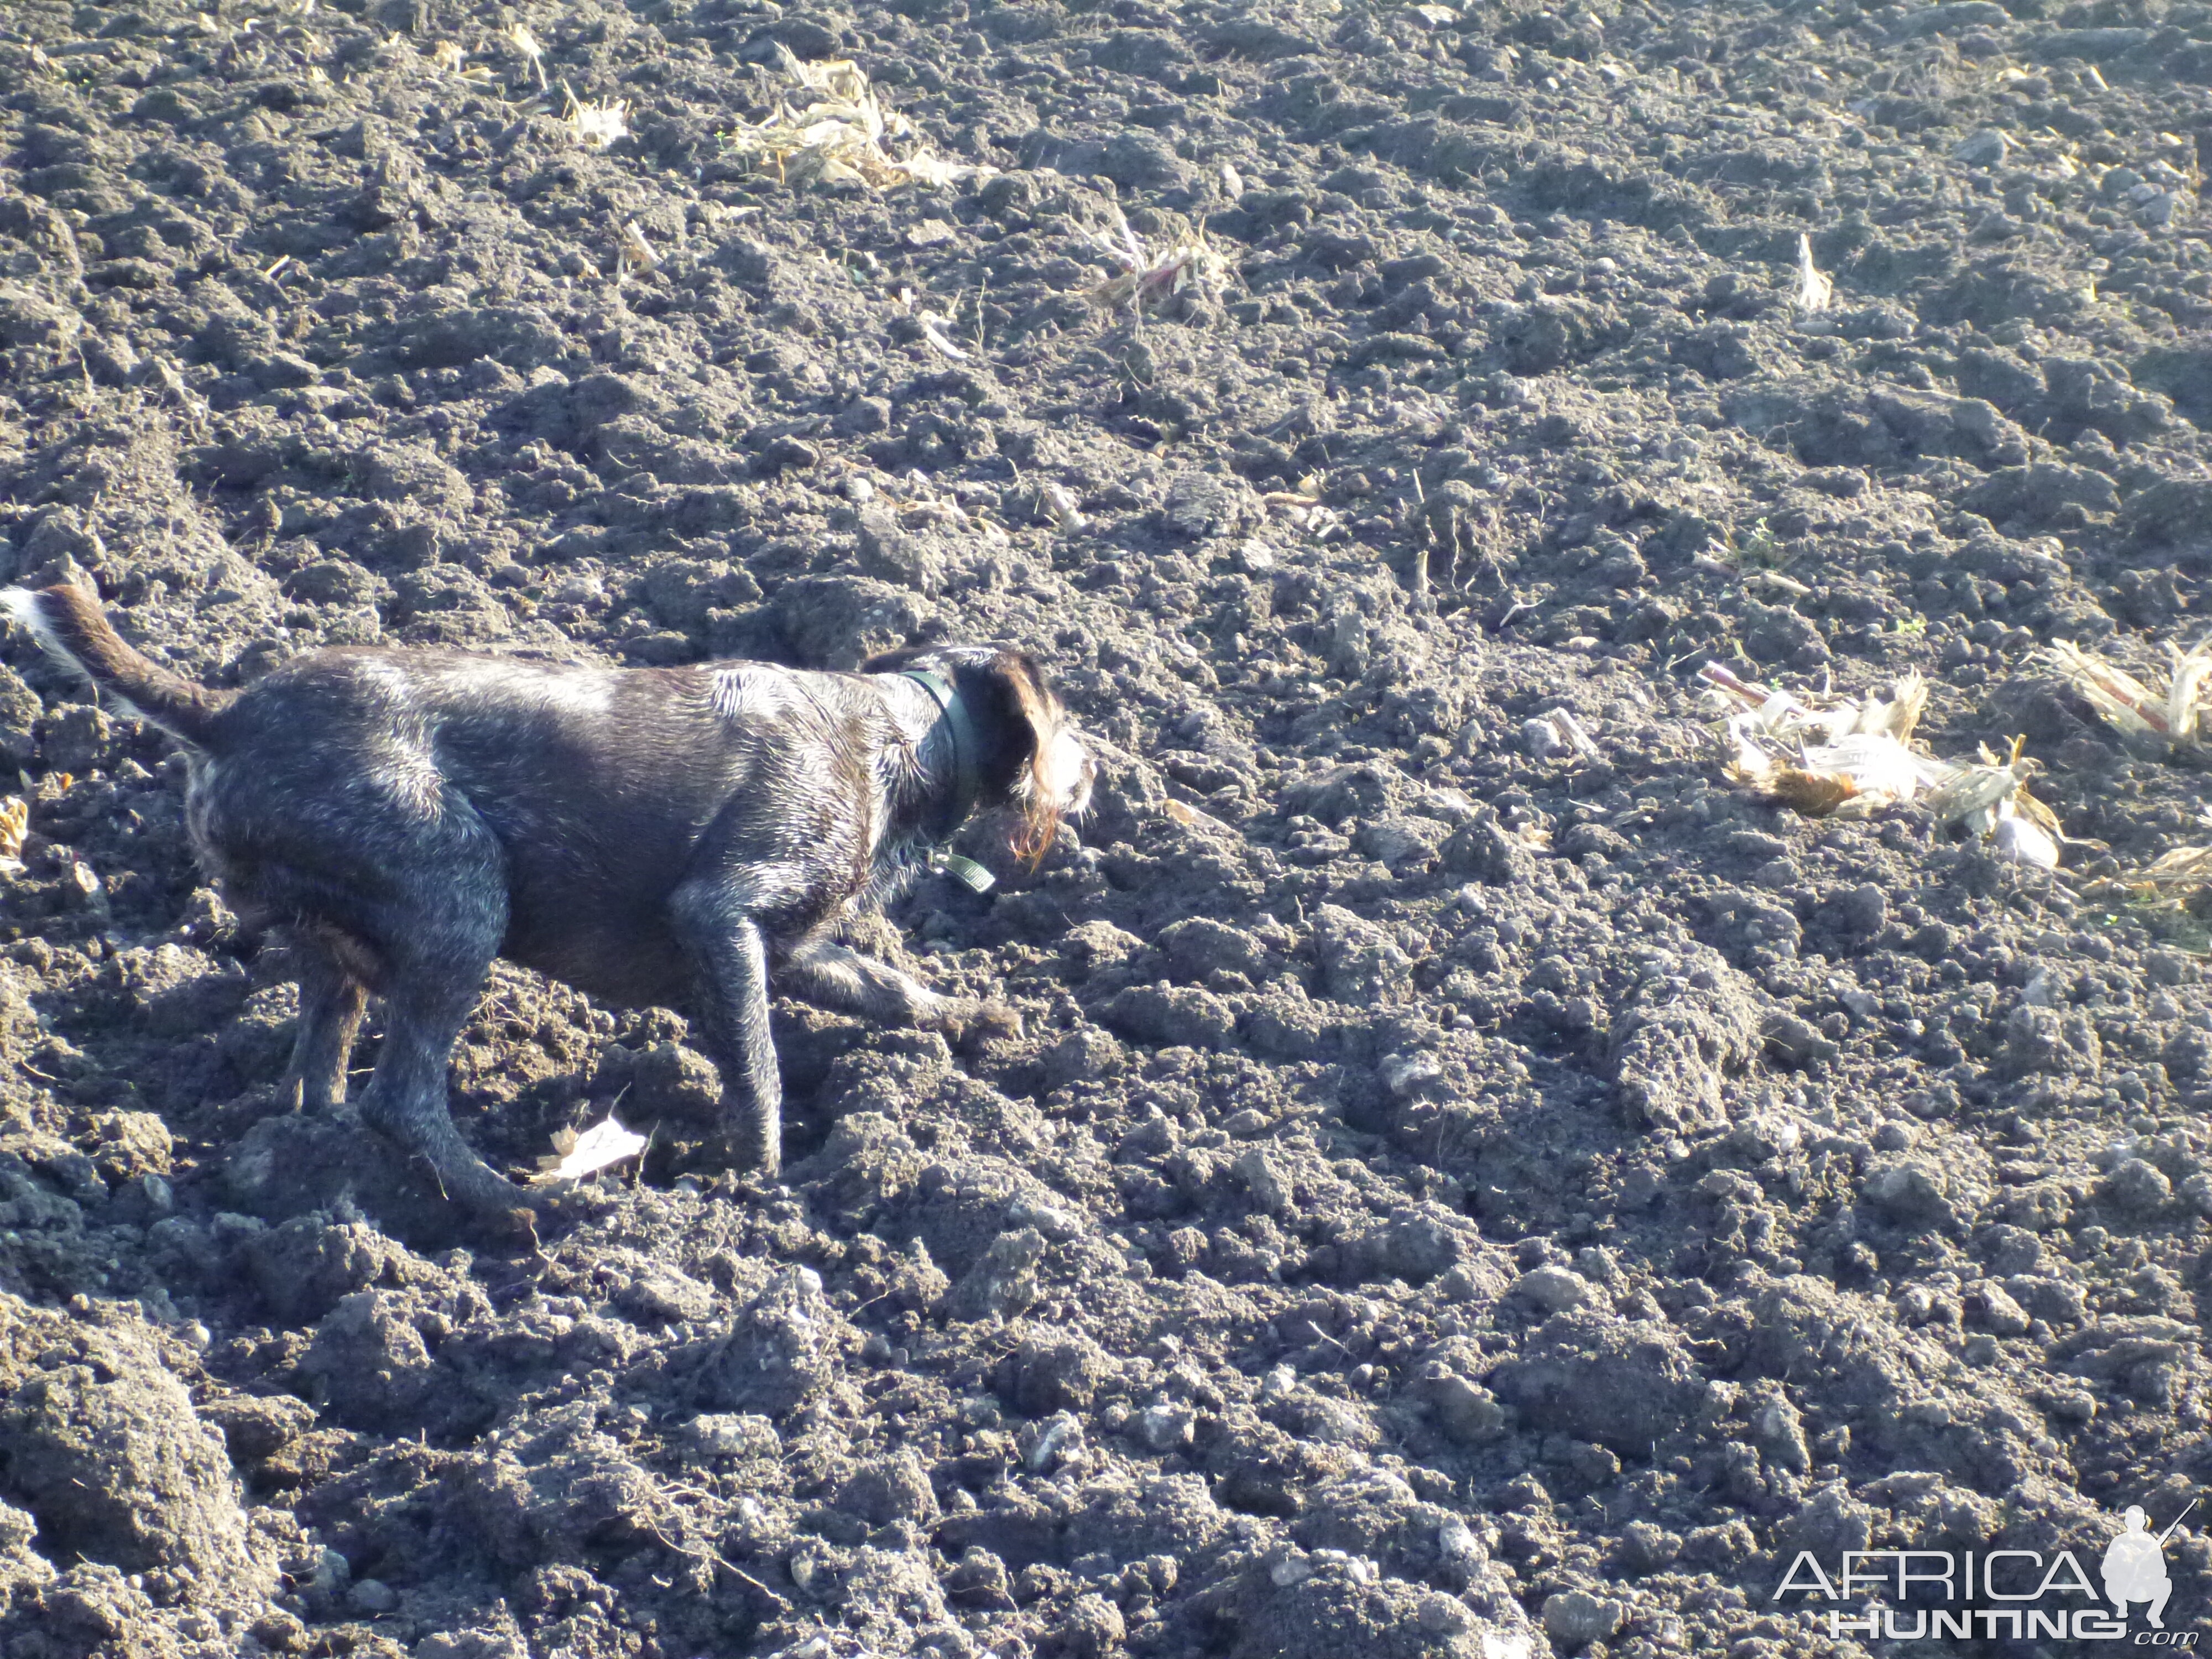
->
[189,646,886,1002]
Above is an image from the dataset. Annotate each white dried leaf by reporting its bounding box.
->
[534,1115,646,1184]
[1801,732,1949,805]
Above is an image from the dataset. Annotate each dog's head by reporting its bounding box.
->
[867,645,1095,862]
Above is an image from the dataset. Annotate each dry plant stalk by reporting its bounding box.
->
[722,46,998,191]
[507,23,547,90]
[1037,480,1086,530]
[917,316,970,360]
[617,220,660,273]
[2046,638,2212,749]
[1075,210,1225,311]
[1794,233,1833,311]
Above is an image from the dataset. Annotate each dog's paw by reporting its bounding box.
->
[695,1127,784,1185]
[526,1178,618,1223]
[940,997,1024,1047]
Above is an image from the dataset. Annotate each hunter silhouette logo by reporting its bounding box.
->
[2106,1502,2194,1630]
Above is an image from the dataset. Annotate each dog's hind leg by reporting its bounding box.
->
[343,812,538,1215]
[670,879,784,1179]
[782,935,1022,1044]
[280,935,367,1114]
[361,971,527,1214]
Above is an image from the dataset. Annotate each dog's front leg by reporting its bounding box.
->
[784,935,1022,1045]
[672,881,782,1178]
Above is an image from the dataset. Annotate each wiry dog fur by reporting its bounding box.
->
[4,583,1094,1214]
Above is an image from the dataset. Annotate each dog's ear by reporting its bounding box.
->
[972,650,1070,864]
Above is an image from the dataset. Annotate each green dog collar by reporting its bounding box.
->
[899,667,988,856]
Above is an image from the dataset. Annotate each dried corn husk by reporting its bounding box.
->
[2128,844,2212,898]
[534,1114,646,1184]
[567,93,630,149]
[1708,667,2059,856]
[2046,638,2212,748]
[1923,740,2062,843]
[1699,662,1926,747]
[721,47,997,191]
[1992,811,2060,870]
[1794,233,1833,312]
[1723,729,1949,819]
[1076,210,1227,311]
[0,796,25,878]
[1710,665,1945,817]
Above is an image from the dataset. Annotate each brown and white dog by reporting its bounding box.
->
[3,583,1094,1214]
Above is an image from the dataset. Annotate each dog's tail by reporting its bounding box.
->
[3,584,233,748]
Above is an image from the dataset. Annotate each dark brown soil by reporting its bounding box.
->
[2,0,2211,1654]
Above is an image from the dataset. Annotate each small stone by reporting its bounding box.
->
[1523,717,1567,759]
[1969,1281,2031,1337]
[1514,1264,1592,1312]
[1132,1399,1195,1452]
[1416,1592,1469,1633]
[1953,128,2010,166]
[688,1413,780,1459]
[348,1577,398,1616]
[2101,1157,2172,1216]
[1380,1050,1445,1097]
[1236,538,1277,573]
[1543,1588,1626,1647]
[1235,1147,1292,1215]
[1428,1374,1507,1445]
[2179,1172,2212,1218]
[1861,1156,1960,1229]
